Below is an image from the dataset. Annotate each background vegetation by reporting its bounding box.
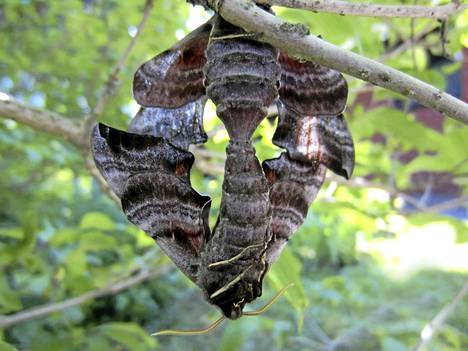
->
[0,1,467,350]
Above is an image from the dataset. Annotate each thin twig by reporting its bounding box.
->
[84,0,155,135]
[378,24,437,62]
[423,195,468,214]
[210,0,468,124]
[330,174,426,211]
[413,281,468,351]
[0,267,168,329]
[329,174,468,214]
[256,0,467,19]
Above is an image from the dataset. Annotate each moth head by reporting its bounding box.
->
[208,278,263,320]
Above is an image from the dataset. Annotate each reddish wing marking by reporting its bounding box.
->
[273,103,355,179]
[133,20,213,108]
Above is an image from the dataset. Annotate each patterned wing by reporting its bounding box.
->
[263,104,355,265]
[133,19,213,108]
[92,124,211,281]
[278,52,348,116]
[128,96,208,149]
[263,153,326,265]
[273,102,355,179]
[264,51,354,266]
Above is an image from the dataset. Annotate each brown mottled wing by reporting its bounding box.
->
[278,52,348,116]
[263,104,355,266]
[133,20,213,108]
[92,124,211,281]
[263,153,326,265]
[273,102,355,179]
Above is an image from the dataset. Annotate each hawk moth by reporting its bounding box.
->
[92,8,354,320]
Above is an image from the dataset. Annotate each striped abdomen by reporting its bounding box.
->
[204,16,280,141]
[199,141,272,318]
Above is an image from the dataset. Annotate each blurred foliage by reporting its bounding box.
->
[0,0,467,350]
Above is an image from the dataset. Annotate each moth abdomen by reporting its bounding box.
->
[198,141,272,318]
[204,16,280,140]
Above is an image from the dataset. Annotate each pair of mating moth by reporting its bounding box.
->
[92,9,355,322]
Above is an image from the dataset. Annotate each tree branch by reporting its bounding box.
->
[210,0,468,125]
[0,267,168,329]
[0,96,86,149]
[0,94,120,204]
[84,0,155,134]
[257,0,466,19]
[413,280,468,351]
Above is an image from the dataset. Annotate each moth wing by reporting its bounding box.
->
[133,19,213,108]
[263,105,354,266]
[315,113,355,179]
[278,52,348,116]
[128,96,208,149]
[263,153,326,266]
[273,102,355,179]
[92,124,211,281]
[122,172,211,280]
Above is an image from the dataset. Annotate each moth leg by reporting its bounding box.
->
[207,243,265,269]
[210,32,260,41]
[209,265,254,299]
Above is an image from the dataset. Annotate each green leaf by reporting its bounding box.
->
[0,228,23,240]
[80,212,116,231]
[382,336,408,351]
[0,276,22,313]
[0,340,19,351]
[98,322,157,351]
[268,246,308,332]
[79,231,117,251]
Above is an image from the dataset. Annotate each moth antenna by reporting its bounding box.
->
[151,316,226,337]
[243,283,294,317]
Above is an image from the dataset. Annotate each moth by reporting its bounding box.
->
[92,7,354,325]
